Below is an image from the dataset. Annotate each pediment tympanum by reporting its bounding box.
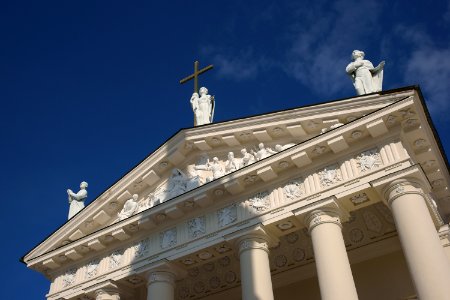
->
[23,87,450,298]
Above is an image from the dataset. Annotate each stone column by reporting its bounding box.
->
[237,235,274,300]
[146,271,176,300]
[95,287,120,300]
[384,179,450,299]
[305,208,359,300]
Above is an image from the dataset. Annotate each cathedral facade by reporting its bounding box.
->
[23,86,450,300]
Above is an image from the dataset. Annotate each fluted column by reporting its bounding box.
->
[146,271,176,300]
[305,208,359,300]
[237,235,274,300]
[384,179,450,300]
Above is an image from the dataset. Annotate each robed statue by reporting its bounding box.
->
[67,181,88,219]
[346,50,385,95]
[190,86,215,126]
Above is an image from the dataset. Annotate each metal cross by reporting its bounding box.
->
[179,61,213,93]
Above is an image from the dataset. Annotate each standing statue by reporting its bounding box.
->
[117,194,139,221]
[190,87,215,126]
[67,181,88,219]
[252,143,277,161]
[346,50,385,95]
[240,148,256,167]
[225,152,240,174]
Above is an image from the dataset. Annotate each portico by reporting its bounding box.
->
[23,86,450,300]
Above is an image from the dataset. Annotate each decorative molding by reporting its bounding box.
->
[108,249,123,270]
[160,228,177,249]
[247,191,271,212]
[188,216,206,238]
[133,238,150,258]
[217,204,237,227]
[85,259,100,279]
[350,193,369,206]
[283,178,305,200]
[62,268,77,288]
[357,148,382,172]
[318,164,342,187]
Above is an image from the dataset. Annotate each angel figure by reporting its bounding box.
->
[190,86,215,126]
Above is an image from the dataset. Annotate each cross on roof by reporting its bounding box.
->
[179,61,213,93]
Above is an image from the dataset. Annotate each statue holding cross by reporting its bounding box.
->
[180,61,215,126]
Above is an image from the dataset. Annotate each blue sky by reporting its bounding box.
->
[2,0,450,298]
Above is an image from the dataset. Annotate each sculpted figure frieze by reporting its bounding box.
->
[318,164,342,187]
[117,194,138,221]
[252,143,277,161]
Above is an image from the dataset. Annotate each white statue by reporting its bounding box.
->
[274,143,296,152]
[240,148,256,167]
[186,165,204,190]
[118,194,139,221]
[67,181,88,219]
[190,87,215,126]
[346,50,385,95]
[164,169,188,200]
[253,143,277,161]
[225,152,240,174]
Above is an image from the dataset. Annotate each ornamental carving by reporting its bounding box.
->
[350,193,369,205]
[85,259,100,279]
[349,228,364,243]
[247,191,270,212]
[363,211,383,233]
[356,148,382,172]
[160,228,177,249]
[188,216,206,238]
[217,204,237,227]
[283,178,305,200]
[318,164,342,187]
[62,268,76,288]
[108,249,123,269]
[134,238,150,258]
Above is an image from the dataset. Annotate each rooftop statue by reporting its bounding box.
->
[346,50,385,95]
[190,87,215,126]
[67,181,88,219]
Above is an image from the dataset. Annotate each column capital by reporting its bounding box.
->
[304,208,342,232]
[145,271,176,287]
[237,235,270,255]
[383,178,426,206]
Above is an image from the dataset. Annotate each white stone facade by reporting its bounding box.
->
[23,87,450,300]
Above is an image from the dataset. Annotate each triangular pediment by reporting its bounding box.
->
[23,87,450,277]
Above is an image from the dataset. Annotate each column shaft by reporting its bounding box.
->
[238,236,274,300]
[386,180,450,299]
[307,210,359,300]
[146,271,175,300]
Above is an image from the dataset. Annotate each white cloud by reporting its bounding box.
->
[205,48,272,81]
[283,0,383,96]
[392,26,450,115]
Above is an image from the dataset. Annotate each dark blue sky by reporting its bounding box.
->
[2,0,450,298]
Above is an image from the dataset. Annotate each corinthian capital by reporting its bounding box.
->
[304,208,342,232]
[237,235,270,255]
[383,178,426,206]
